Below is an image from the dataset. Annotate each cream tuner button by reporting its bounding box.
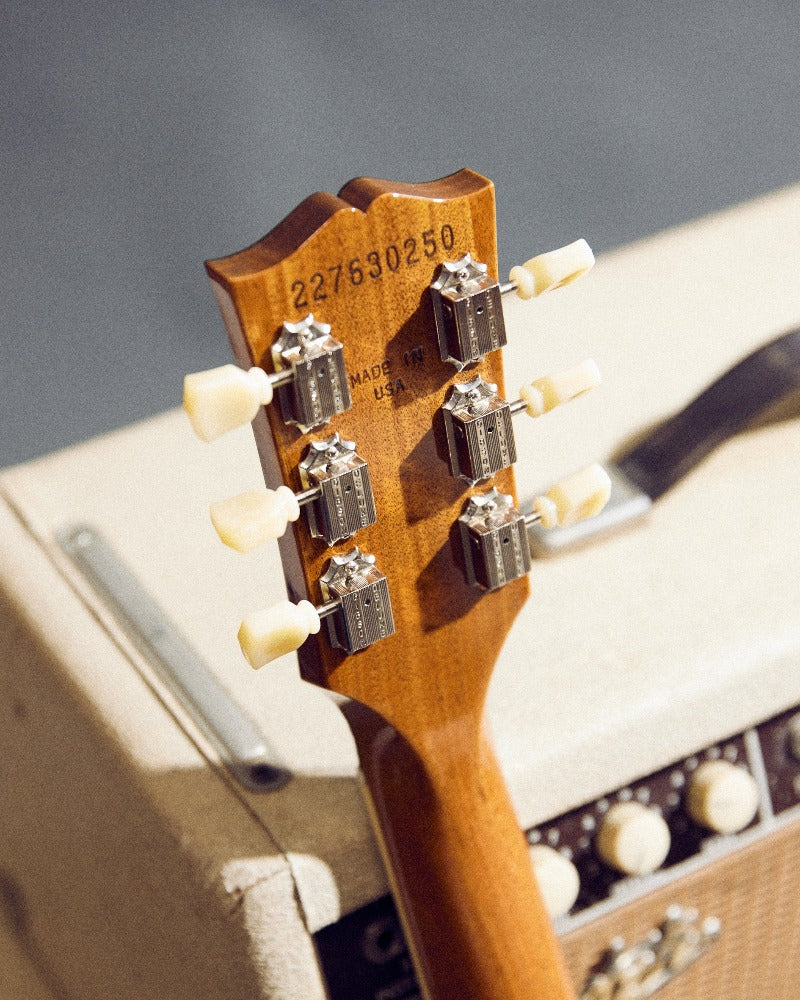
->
[210,486,300,552]
[518,359,601,419]
[183,364,274,442]
[238,600,321,669]
[529,845,580,918]
[509,239,595,299]
[595,802,671,876]
[686,760,759,834]
[529,464,611,529]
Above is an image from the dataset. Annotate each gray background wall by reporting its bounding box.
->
[2,1,799,466]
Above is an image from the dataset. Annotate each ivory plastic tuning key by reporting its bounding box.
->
[442,360,601,483]
[430,241,594,368]
[458,465,611,590]
[210,486,300,553]
[517,358,601,418]
[210,434,376,551]
[238,598,321,670]
[506,239,595,300]
[183,313,351,441]
[527,463,612,530]
[238,548,395,668]
[184,363,277,443]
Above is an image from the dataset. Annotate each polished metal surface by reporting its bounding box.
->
[319,548,395,654]
[272,314,351,429]
[458,487,531,590]
[430,253,507,368]
[58,524,290,792]
[298,433,376,545]
[442,375,517,483]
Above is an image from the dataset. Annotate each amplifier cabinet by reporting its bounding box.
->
[1,185,800,998]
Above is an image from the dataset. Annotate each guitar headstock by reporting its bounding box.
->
[188,170,606,746]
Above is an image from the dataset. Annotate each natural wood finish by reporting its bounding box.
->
[206,170,575,1000]
[345,701,573,1000]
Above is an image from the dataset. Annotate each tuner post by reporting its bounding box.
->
[430,241,594,369]
[209,434,377,551]
[238,548,395,668]
[183,313,351,441]
[442,361,600,484]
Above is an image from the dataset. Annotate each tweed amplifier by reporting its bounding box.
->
[1,184,799,998]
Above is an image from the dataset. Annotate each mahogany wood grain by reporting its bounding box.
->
[205,170,576,1000]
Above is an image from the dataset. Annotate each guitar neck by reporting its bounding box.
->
[345,701,576,1000]
[191,169,598,1000]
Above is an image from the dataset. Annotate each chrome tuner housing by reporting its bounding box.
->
[319,548,395,654]
[442,375,517,483]
[299,434,377,545]
[458,488,531,591]
[271,313,351,429]
[430,253,507,369]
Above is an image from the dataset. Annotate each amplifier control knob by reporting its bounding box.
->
[596,802,671,876]
[686,760,759,834]
[529,845,580,918]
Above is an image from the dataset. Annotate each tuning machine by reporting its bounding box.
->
[183,313,351,441]
[430,240,595,369]
[238,548,395,668]
[442,361,600,483]
[209,434,376,551]
[458,466,611,590]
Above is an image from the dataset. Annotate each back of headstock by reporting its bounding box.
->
[187,169,608,1000]
[205,171,528,735]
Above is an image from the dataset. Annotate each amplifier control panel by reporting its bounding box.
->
[314,699,800,1000]
[525,734,754,916]
[759,708,800,815]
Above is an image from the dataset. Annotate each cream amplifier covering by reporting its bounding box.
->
[1,185,799,999]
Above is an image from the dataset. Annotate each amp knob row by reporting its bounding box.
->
[530,760,759,918]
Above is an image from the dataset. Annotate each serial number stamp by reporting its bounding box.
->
[290,224,456,309]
